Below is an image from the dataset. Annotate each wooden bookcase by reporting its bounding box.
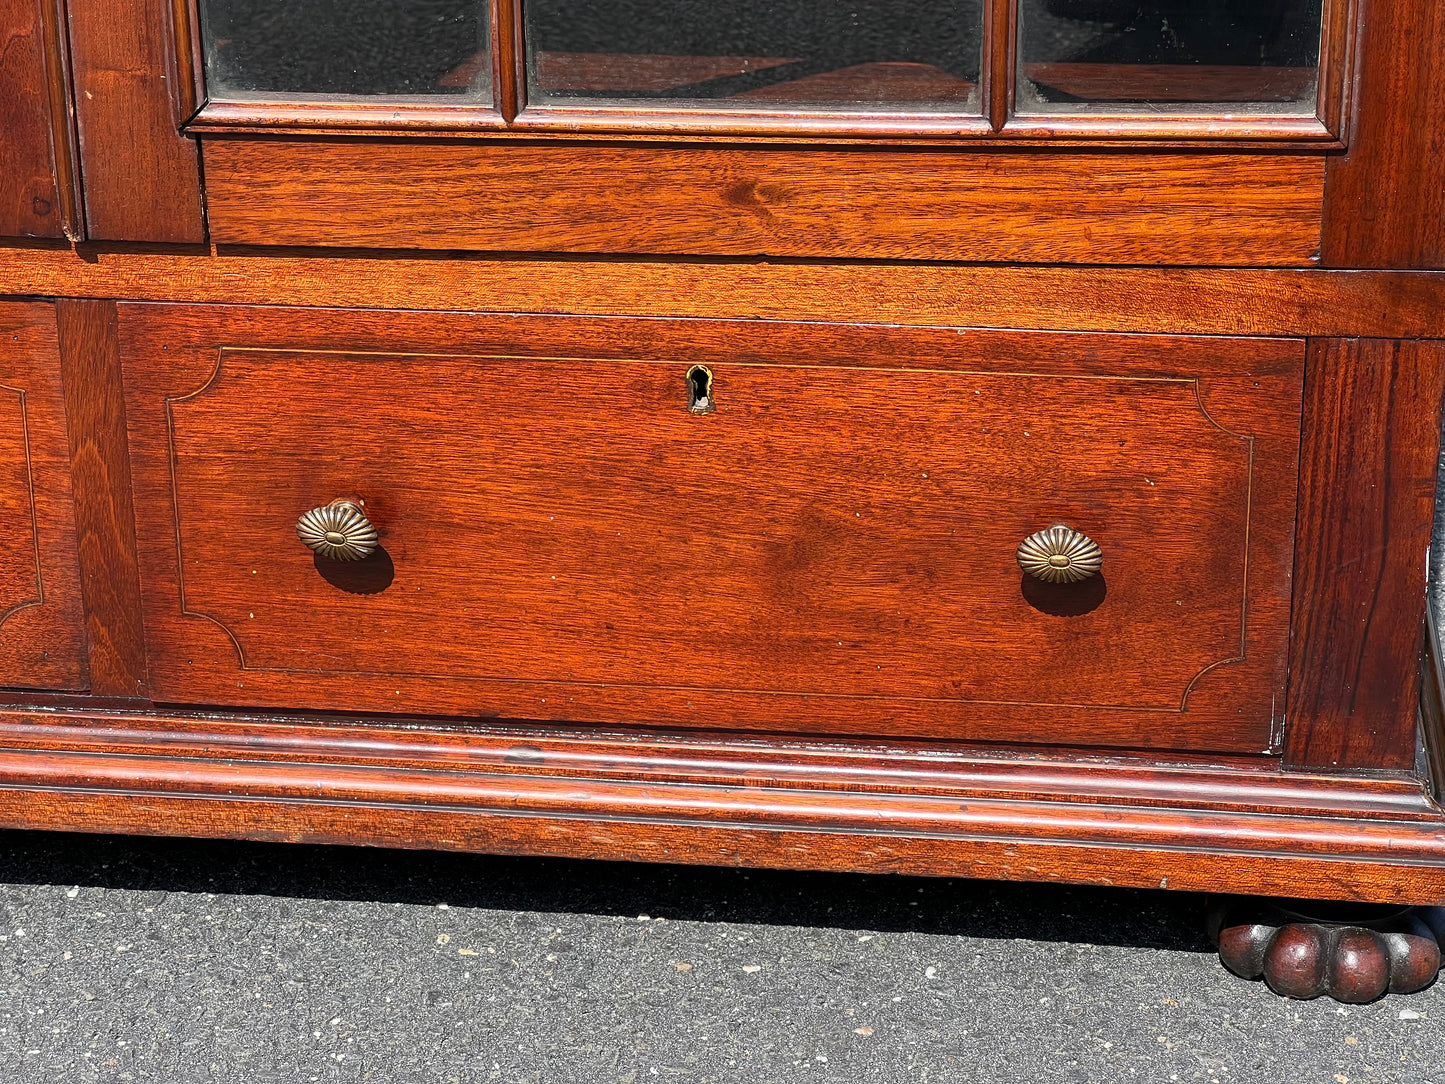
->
[3,0,1445,1002]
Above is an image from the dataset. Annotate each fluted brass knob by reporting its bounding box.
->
[1016,525,1102,584]
[297,499,378,562]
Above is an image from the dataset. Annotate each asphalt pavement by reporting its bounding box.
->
[0,828,1441,1083]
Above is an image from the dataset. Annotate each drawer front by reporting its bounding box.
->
[122,306,1301,753]
[0,302,86,689]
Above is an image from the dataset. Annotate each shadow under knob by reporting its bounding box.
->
[1017,525,1102,585]
[297,499,379,562]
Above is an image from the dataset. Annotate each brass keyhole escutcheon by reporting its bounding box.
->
[686,365,715,414]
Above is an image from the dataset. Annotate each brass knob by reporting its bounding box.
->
[1016,525,1102,584]
[297,499,378,562]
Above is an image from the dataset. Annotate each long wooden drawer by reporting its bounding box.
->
[121,305,1302,753]
[0,301,86,689]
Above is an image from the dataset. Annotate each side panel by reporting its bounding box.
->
[1285,339,1445,768]
[0,299,87,688]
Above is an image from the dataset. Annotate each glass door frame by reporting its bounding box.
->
[184,0,1357,147]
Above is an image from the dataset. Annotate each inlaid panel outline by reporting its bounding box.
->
[0,384,46,631]
[160,345,1262,714]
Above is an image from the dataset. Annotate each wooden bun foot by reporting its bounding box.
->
[1208,899,1445,1003]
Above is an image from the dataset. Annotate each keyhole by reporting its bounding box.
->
[686,365,715,414]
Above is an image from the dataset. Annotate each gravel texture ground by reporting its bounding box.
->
[0,829,1442,1083]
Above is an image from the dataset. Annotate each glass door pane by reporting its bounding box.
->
[200,0,492,101]
[1017,0,1322,115]
[524,0,984,113]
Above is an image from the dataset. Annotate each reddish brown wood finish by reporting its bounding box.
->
[1211,900,1445,1002]
[35,0,84,240]
[499,51,983,108]
[192,100,1336,146]
[1021,64,1316,104]
[0,0,1441,922]
[1285,339,1445,770]
[55,299,147,696]
[186,0,1352,144]
[0,301,86,688]
[119,305,1301,753]
[190,6,1351,147]
[199,138,1325,265]
[982,0,1012,131]
[66,0,205,243]
[1424,610,1445,806]
[0,707,1441,904]
[1321,0,1445,268]
[1315,0,1359,140]
[491,0,523,122]
[731,62,974,104]
[0,0,70,238]
[5,250,1445,340]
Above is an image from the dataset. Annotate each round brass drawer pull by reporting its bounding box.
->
[1016,525,1103,585]
[297,499,379,562]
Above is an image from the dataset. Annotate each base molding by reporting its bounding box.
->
[1,704,1443,904]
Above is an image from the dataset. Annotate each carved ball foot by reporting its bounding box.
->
[1208,899,1445,1003]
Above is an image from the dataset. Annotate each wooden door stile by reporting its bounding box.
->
[56,299,149,697]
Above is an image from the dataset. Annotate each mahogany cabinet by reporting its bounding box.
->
[3,0,1445,1002]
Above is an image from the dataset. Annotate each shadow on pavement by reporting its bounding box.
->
[0,828,1214,953]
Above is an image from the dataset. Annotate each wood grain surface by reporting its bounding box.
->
[1422,610,1445,807]
[0,0,64,238]
[8,248,1445,339]
[0,0,1437,903]
[66,0,205,243]
[55,300,147,696]
[1285,339,1445,769]
[121,305,1301,753]
[1322,0,1445,268]
[192,99,1335,145]
[0,706,1440,903]
[0,301,86,688]
[200,138,1325,265]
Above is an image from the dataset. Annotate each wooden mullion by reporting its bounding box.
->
[984,0,1015,130]
[169,0,208,120]
[38,0,85,240]
[1315,0,1358,140]
[492,0,525,122]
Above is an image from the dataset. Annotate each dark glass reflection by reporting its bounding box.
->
[525,0,983,111]
[201,0,490,99]
[1019,0,1322,113]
